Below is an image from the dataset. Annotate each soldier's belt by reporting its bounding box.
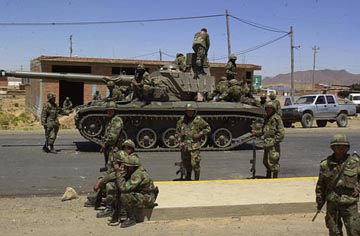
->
[334,187,355,196]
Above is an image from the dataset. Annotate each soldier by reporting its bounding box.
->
[315,134,360,236]
[209,76,229,101]
[260,93,267,108]
[269,92,282,116]
[225,54,237,80]
[92,90,102,101]
[176,103,211,180]
[257,101,285,178]
[62,97,73,115]
[192,28,210,75]
[224,79,242,102]
[100,101,124,167]
[131,64,154,104]
[174,53,187,72]
[107,81,124,102]
[41,93,60,154]
[94,140,137,220]
[114,154,157,228]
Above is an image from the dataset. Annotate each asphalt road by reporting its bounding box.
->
[0,125,359,196]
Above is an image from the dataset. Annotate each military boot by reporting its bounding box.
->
[266,171,271,178]
[84,195,96,207]
[194,170,200,181]
[185,171,192,181]
[120,210,136,228]
[96,200,113,218]
[49,145,57,154]
[42,144,50,153]
[272,172,278,178]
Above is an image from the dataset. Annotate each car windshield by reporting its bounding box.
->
[295,96,316,104]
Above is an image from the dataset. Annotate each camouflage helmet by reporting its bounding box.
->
[122,139,136,149]
[229,54,237,60]
[229,79,239,86]
[185,103,196,111]
[107,81,115,87]
[106,101,116,109]
[136,64,145,70]
[114,150,129,163]
[65,97,70,100]
[219,76,227,81]
[47,93,56,100]
[260,93,267,99]
[330,134,350,147]
[176,53,184,57]
[265,101,276,109]
[269,93,277,100]
[123,154,141,167]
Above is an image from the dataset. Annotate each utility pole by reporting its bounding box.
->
[69,35,73,57]
[312,45,320,90]
[225,9,231,58]
[290,26,300,102]
[159,49,162,61]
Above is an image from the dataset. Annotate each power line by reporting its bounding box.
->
[229,15,289,34]
[0,14,224,26]
[214,32,290,61]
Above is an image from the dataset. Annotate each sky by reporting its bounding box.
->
[0,0,359,77]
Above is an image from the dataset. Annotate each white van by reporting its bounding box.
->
[348,93,360,113]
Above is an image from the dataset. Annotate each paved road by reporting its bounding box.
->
[0,125,359,196]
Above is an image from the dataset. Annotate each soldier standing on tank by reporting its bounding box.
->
[114,153,157,228]
[176,103,211,180]
[192,28,210,75]
[315,134,360,236]
[106,81,124,102]
[269,92,282,116]
[225,54,237,81]
[100,101,124,167]
[174,53,187,72]
[62,97,73,115]
[41,93,60,154]
[131,64,154,104]
[254,101,285,178]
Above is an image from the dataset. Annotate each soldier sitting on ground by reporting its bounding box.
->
[62,97,73,115]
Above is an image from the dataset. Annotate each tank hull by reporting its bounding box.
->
[74,101,265,151]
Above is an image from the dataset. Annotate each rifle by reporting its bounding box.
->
[312,155,352,222]
[175,144,186,180]
[249,139,257,179]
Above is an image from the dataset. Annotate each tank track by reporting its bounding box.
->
[77,113,263,152]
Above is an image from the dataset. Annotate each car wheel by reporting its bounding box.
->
[336,113,348,127]
[301,113,313,128]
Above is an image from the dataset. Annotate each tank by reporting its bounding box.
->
[0,59,265,151]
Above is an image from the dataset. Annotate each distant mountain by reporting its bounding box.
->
[262,69,360,88]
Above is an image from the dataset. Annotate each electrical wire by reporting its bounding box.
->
[229,15,289,34]
[0,14,224,26]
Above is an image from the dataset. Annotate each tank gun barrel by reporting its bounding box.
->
[0,70,133,85]
[332,84,351,88]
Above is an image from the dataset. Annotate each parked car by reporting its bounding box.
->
[281,94,357,128]
[348,93,360,113]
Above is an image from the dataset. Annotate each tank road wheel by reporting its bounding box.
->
[336,113,348,127]
[81,116,104,137]
[162,128,179,149]
[200,135,208,148]
[136,128,157,149]
[212,128,232,148]
[119,130,128,144]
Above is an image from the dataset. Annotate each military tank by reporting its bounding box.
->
[1,57,264,151]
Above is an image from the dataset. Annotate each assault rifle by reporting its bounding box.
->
[175,143,186,180]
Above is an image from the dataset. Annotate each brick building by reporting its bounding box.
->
[26,55,261,116]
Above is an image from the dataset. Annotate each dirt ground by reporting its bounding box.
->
[0,196,330,236]
[0,96,75,130]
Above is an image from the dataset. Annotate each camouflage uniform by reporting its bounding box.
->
[224,79,242,102]
[116,155,156,228]
[192,28,210,73]
[107,81,124,102]
[132,64,153,103]
[41,93,60,153]
[101,102,124,166]
[93,91,102,101]
[62,97,73,115]
[225,54,237,80]
[262,101,285,178]
[176,104,211,180]
[209,77,229,101]
[270,93,282,116]
[260,94,267,108]
[174,53,187,72]
[316,134,360,236]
